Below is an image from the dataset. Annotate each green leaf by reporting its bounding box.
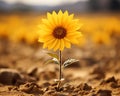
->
[47,53,59,60]
[52,58,59,64]
[63,59,79,68]
[44,59,55,65]
[44,58,59,65]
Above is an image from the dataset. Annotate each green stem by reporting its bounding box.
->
[57,50,62,90]
[59,50,62,80]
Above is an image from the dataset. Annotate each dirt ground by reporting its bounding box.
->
[0,38,120,96]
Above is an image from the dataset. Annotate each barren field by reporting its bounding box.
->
[0,14,120,96]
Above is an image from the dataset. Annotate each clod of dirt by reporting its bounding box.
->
[110,82,119,88]
[0,64,8,68]
[100,76,120,88]
[90,66,105,80]
[96,89,112,96]
[27,66,38,76]
[0,69,22,85]
[0,83,3,87]
[63,84,74,92]
[76,83,92,91]
[19,82,43,94]
[50,92,68,96]
[105,76,117,83]
[43,90,56,96]
[100,76,117,85]
[23,74,37,83]
[42,82,51,87]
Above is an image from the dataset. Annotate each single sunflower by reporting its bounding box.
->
[38,10,82,51]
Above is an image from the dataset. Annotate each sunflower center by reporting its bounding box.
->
[53,27,66,39]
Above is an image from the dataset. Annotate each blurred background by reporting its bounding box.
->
[0,0,120,64]
[0,0,120,13]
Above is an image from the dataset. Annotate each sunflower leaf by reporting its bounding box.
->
[52,58,59,64]
[44,59,55,65]
[44,58,59,65]
[63,59,79,68]
[47,53,59,60]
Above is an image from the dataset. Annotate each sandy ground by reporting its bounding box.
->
[0,38,120,96]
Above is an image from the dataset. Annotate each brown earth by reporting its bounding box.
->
[0,38,120,96]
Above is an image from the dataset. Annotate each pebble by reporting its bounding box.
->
[0,68,22,85]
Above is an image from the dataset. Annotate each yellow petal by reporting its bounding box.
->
[67,32,82,37]
[66,36,79,44]
[52,11,58,25]
[64,10,68,16]
[58,10,63,25]
[48,39,57,50]
[38,34,53,42]
[47,12,56,28]
[68,14,74,21]
[60,39,64,51]
[43,38,55,48]
[54,39,60,51]
[42,19,53,29]
[63,14,74,28]
[64,38,71,48]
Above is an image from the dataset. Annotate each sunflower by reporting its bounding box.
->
[38,10,82,51]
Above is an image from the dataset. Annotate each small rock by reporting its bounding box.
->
[63,84,74,93]
[96,89,112,96]
[63,84,74,90]
[77,83,92,91]
[44,90,56,95]
[0,69,22,85]
[106,76,117,83]
[78,90,89,95]
[74,88,80,92]
[19,82,43,94]
[52,92,67,96]
[42,82,51,87]
[27,66,38,76]
[110,82,119,88]
[0,64,8,68]
[90,66,105,80]
[100,76,118,86]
